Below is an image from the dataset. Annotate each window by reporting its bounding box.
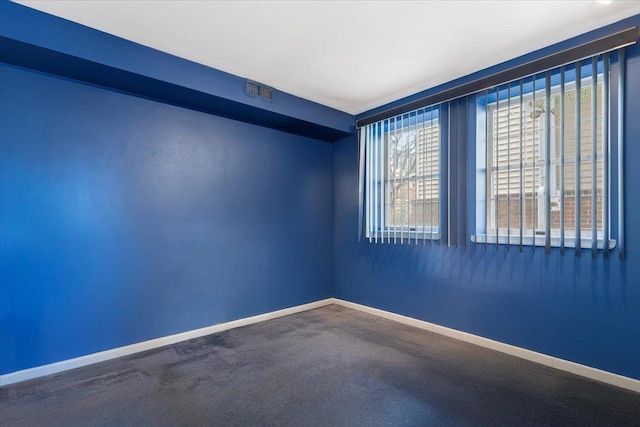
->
[358,29,632,257]
[474,55,619,254]
[360,108,441,243]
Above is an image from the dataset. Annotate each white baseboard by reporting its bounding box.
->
[3,297,639,393]
[330,298,640,393]
[0,298,334,387]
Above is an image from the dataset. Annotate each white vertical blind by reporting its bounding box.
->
[618,49,625,260]
[575,61,582,256]
[545,72,552,254]
[591,57,598,257]
[602,53,610,259]
[359,45,628,258]
[475,51,621,257]
[360,107,443,244]
[560,67,566,254]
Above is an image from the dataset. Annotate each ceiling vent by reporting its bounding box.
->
[245,80,273,101]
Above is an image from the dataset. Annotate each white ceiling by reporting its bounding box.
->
[14,1,640,115]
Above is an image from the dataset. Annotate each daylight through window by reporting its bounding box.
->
[360,108,441,243]
[475,54,618,255]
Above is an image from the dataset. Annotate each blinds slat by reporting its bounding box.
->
[575,62,582,256]
[450,99,460,248]
[507,83,511,251]
[372,123,376,241]
[358,127,366,241]
[532,76,537,252]
[430,106,435,244]
[495,87,500,249]
[545,72,552,254]
[519,80,524,252]
[367,123,372,242]
[560,66,566,255]
[380,121,384,243]
[618,48,625,260]
[463,97,469,249]
[447,103,451,247]
[393,117,398,244]
[406,114,410,243]
[408,113,412,243]
[591,57,598,257]
[384,119,392,243]
[401,115,406,244]
[603,54,610,258]
[485,91,490,249]
[452,102,456,247]
[373,122,378,243]
[365,124,370,241]
[456,98,462,248]
[378,121,383,243]
[365,124,369,240]
[421,110,427,244]
[414,111,419,244]
[371,123,375,241]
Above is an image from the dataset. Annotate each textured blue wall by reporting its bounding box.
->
[2,1,639,383]
[0,64,333,374]
[334,17,640,380]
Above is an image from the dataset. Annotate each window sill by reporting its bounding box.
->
[369,231,441,241]
[470,234,616,249]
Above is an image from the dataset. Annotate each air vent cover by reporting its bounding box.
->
[245,80,273,101]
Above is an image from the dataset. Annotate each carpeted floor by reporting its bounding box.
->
[1,304,639,426]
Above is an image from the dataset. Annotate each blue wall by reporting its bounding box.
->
[2,0,639,383]
[0,64,334,374]
[334,16,640,380]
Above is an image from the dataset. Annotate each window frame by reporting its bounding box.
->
[363,109,443,242]
[473,65,617,249]
[382,116,441,238]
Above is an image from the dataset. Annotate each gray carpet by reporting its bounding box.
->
[1,305,639,426]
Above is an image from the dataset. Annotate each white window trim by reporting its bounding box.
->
[471,233,616,249]
[376,117,441,241]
